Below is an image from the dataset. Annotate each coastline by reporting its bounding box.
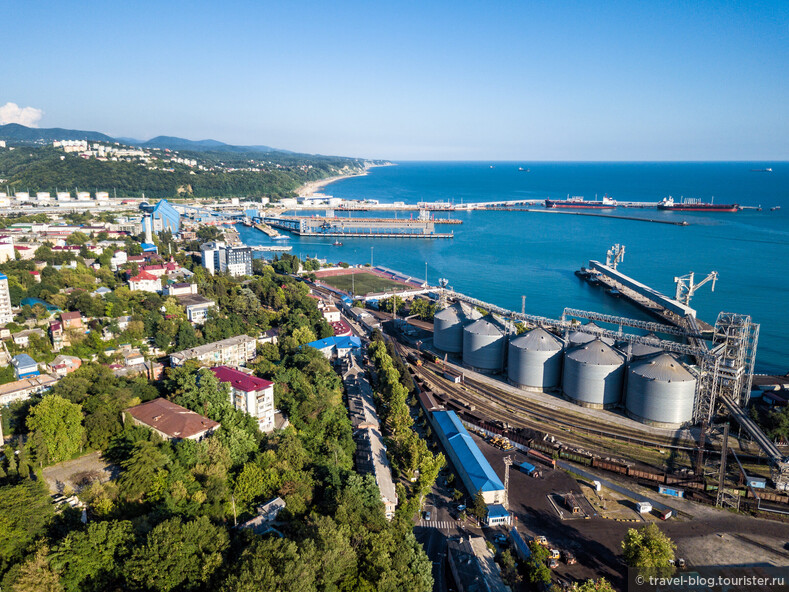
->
[297,162,395,197]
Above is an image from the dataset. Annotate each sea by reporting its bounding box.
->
[235,161,789,374]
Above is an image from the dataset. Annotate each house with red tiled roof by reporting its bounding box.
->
[124,398,219,441]
[210,366,275,432]
[128,271,162,293]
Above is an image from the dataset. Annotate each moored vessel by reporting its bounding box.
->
[545,195,617,209]
[657,196,738,212]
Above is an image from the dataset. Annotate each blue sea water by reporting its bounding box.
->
[237,162,789,374]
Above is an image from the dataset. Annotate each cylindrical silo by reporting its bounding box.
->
[625,353,696,428]
[508,327,564,389]
[567,322,614,346]
[462,314,507,373]
[562,339,625,408]
[433,302,482,353]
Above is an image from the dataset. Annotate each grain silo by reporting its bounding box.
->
[625,353,696,428]
[567,322,614,346]
[507,327,564,389]
[433,302,482,353]
[562,339,625,408]
[462,314,508,373]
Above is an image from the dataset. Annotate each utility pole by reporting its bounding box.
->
[503,455,513,510]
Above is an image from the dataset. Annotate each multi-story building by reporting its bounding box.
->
[200,241,252,277]
[177,294,216,324]
[170,334,257,367]
[0,273,14,325]
[128,271,162,293]
[210,366,275,432]
[0,374,58,406]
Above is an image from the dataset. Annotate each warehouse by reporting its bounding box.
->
[433,410,505,504]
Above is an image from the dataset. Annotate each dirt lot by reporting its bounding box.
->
[42,451,116,494]
[471,433,789,590]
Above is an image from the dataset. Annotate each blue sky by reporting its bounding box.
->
[2,1,787,160]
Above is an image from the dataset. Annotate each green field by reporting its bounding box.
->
[319,272,409,296]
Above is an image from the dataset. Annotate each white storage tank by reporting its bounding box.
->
[463,314,507,373]
[507,327,564,389]
[625,353,696,428]
[562,339,624,408]
[433,302,482,353]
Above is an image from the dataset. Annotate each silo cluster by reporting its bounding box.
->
[432,304,698,427]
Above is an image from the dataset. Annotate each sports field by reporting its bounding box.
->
[319,271,409,295]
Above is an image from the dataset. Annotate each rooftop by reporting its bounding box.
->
[177,294,215,307]
[130,271,158,282]
[433,411,505,493]
[61,311,82,320]
[210,366,273,392]
[170,334,256,361]
[12,354,38,367]
[126,398,219,439]
[306,335,362,351]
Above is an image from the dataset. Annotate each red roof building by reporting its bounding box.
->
[210,366,275,432]
[124,398,219,441]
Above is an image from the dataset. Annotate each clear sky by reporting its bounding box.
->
[2,0,787,160]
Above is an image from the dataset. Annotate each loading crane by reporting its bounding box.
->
[674,271,718,306]
[605,243,625,270]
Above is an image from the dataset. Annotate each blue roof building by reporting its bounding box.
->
[142,199,181,235]
[305,335,361,359]
[432,410,505,504]
[11,354,39,380]
[486,503,511,527]
[509,528,532,561]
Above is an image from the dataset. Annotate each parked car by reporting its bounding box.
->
[677,558,686,569]
[457,504,466,512]
[548,558,559,569]
[536,536,549,546]
[562,550,577,565]
[424,511,431,521]
[493,534,507,544]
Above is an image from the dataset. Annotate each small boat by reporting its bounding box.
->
[751,168,773,172]
[518,167,530,172]
[771,206,781,211]
[332,240,343,246]
[606,288,621,297]
[575,268,590,278]
[587,277,601,286]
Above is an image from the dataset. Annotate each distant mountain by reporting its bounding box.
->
[0,123,114,143]
[0,123,282,154]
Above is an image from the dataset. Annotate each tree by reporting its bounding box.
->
[234,462,265,509]
[10,544,61,592]
[472,490,488,522]
[0,480,54,571]
[118,440,170,502]
[26,395,85,465]
[622,523,676,577]
[572,578,616,592]
[125,516,229,592]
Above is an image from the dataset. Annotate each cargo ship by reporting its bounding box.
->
[657,196,739,212]
[544,195,616,209]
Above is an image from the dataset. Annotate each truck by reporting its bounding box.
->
[518,461,540,478]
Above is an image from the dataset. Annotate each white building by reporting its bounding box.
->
[128,271,162,293]
[0,274,14,325]
[210,366,275,432]
[200,241,252,277]
[110,251,128,271]
[0,236,15,263]
[170,335,257,367]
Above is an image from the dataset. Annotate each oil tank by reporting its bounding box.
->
[463,314,507,373]
[433,302,482,353]
[508,327,564,389]
[562,339,624,408]
[625,353,696,428]
[567,322,614,346]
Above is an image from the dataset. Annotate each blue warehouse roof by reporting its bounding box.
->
[433,410,505,493]
[487,504,509,519]
[305,335,361,351]
[12,354,38,366]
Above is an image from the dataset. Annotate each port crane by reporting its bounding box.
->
[605,244,625,270]
[674,271,718,306]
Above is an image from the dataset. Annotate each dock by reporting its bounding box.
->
[249,245,292,252]
[263,216,454,239]
[253,222,285,238]
[581,261,714,333]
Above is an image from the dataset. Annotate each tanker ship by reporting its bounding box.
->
[544,195,617,209]
[657,196,739,212]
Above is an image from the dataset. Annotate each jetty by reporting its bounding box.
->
[263,216,454,239]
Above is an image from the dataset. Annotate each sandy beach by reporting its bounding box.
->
[296,163,394,197]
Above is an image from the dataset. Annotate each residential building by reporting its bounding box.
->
[321,305,341,323]
[164,282,198,297]
[200,241,252,277]
[12,328,46,347]
[128,271,162,293]
[0,274,13,324]
[0,374,58,406]
[238,497,286,534]
[49,355,82,377]
[60,311,84,330]
[177,294,216,324]
[112,361,164,380]
[259,328,279,345]
[50,321,68,350]
[170,335,257,367]
[124,398,219,442]
[210,366,275,432]
[110,251,127,271]
[11,354,40,380]
[0,237,15,263]
[122,349,145,367]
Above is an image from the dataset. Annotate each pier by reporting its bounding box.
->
[263,216,454,239]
